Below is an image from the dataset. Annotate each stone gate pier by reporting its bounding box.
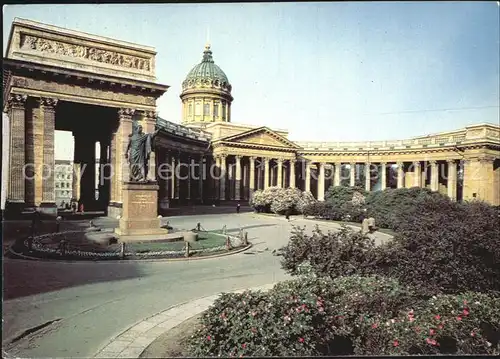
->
[2,18,168,218]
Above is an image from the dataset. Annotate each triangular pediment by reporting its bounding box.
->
[220,127,301,149]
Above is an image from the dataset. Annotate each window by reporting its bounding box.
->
[56,183,60,188]
[195,103,201,116]
[204,103,210,116]
[188,103,193,116]
[222,103,226,119]
[214,104,219,117]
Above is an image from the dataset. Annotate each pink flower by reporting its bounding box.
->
[426,338,438,346]
[438,324,444,329]
[393,340,399,347]
[434,315,441,320]
[471,331,475,337]
[409,317,415,322]
[429,329,436,335]
[298,337,305,343]
[207,335,211,341]
[242,343,246,349]
[457,316,462,321]
[463,300,468,306]
[463,309,469,316]
[251,311,257,317]
[372,323,378,329]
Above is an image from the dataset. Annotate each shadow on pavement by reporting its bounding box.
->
[2,218,143,301]
[3,259,144,300]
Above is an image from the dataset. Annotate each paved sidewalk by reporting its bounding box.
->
[93,283,277,358]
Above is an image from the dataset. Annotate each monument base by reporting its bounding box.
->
[114,181,169,243]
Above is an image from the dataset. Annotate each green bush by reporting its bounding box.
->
[376,197,500,295]
[276,225,378,278]
[364,187,448,230]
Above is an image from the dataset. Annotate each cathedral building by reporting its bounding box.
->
[2,18,499,218]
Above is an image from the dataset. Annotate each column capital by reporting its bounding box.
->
[143,110,158,120]
[379,161,387,166]
[262,157,270,162]
[289,158,297,164]
[396,161,404,167]
[249,156,257,161]
[478,156,495,165]
[7,94,28,109]
[429,160,438,165]
[39,97,59,109]
[118,108,136,119]
[335,161,342,166]
[413,161,421,167]
[235,155,243,161]
[446,159,457,164]
[276,158,284,164]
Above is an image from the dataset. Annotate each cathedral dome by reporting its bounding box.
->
[181,44,232,93]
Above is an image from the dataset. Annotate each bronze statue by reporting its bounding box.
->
[125,124,159,182]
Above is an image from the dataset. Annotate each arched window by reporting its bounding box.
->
[195,103,201,116]
[214,103,219,117]
[188,103,193,116]
[204,103,210,116]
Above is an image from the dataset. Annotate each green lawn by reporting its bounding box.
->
[127,232,227,253]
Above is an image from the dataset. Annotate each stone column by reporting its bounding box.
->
[413,161,422,187]
[40,98,58,210]
[249,156,256,193]
[72,163,81,202]
[318,162,325,201]
[364,162,371,192]
[277,159,283,188]
[186,156,192,200]
[175,156,181,199]
[198,155,204,203]
[220,154,227,200]
[289,159,296,188]
[397,162,404,189]
[447,159,457,201]
[143,111,158,182]
[380,162,387,190]
[242,160,248,200]
[108,133,117,204]
[350,162,356,187]
[235,155,242,200]
[334,162,341,187]
[430,160,439,192]
[6,94,27,209]
[171,156,179,199]
[264,157,270,189]
[117,108,134,202]
[305,160,311,192]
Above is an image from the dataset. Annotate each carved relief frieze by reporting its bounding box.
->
[13,77,156,107]
[20,34,152,72]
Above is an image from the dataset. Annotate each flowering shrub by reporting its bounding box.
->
[357,292,500,355]
[187,275,418,357]
[295,191,317,214]
[276,225,378,278]
[250,187,317,215]
[270,187,302,214]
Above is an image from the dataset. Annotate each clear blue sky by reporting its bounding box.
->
[3,2,499,160]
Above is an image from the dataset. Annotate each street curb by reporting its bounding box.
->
[93,282,278,359]
[5,243,253,264]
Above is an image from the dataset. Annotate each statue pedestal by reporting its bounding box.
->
[114,181,169,242]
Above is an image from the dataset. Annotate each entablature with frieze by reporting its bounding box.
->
[5,65,167,111]
[215,140,299,154]
[211,145,297,161]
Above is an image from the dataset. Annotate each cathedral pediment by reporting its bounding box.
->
[220,126,300,149]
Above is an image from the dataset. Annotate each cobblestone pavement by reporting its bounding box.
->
[2,212,392,358]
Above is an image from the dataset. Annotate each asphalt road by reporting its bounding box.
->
[2,213,391,358]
